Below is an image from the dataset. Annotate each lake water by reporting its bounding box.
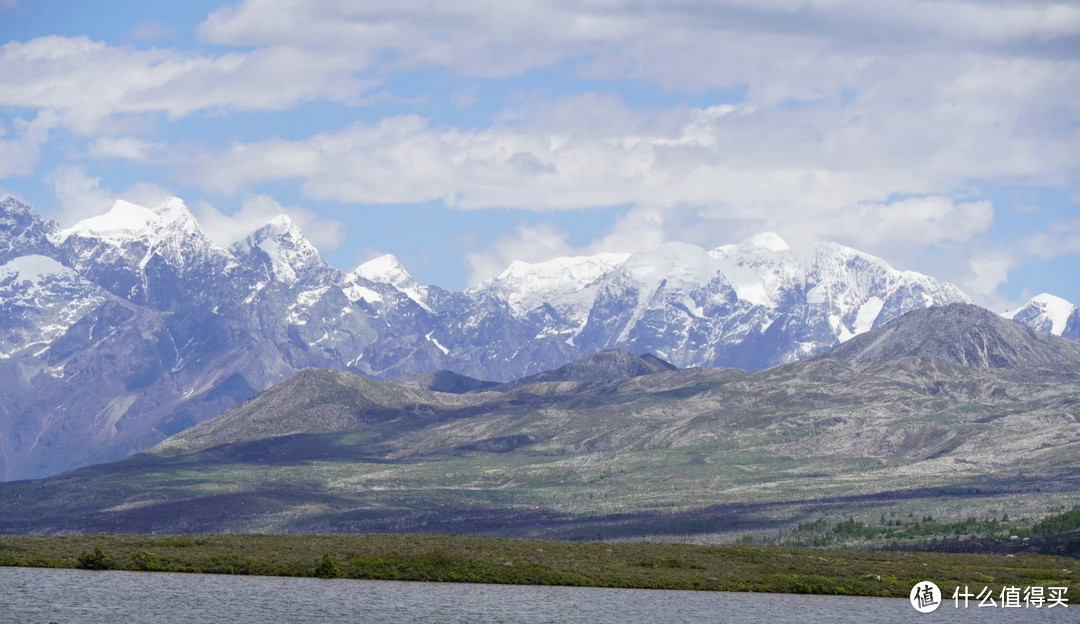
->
[0,567,1071,623]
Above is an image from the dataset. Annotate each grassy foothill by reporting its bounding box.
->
[0,533,1077,599]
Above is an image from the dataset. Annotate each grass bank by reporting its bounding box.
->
[1,533,1076,598]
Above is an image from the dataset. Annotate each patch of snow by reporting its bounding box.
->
[426,331,449,355]
[257,235,298,283]
[0,255,72,284]
[854,296,884,335]
[342,282,383,305]
[830,313,854,343]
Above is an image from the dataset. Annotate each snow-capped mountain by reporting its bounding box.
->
[0,195,1066,480]
[231,214,330,286]
[0,196,60,264]
[465,233,971,369]
[58,198,237,309]
[351,254,432,311]
[1005,294,1080,341]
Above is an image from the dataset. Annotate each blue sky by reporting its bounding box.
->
[1,0,1077,310]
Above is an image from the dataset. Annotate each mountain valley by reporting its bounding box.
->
[2,304,1077,546]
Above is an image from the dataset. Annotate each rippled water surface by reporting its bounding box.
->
[0,567,1072,623]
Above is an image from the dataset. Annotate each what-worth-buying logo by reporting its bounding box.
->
[910,581,1070,613]
[910,581,941,613]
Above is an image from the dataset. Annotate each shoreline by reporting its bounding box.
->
[2,533,1077,598]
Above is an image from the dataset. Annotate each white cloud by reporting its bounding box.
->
[48,164,173,225]
[964,251,1019,311]
[1019,218,1080,259]
[0,36,371,133]
[191,194,346,250]
[465,223,574,285]
[86,136,158,161]
[820,196,996,249]
[0,111,59,178]
[584,205,668,255]
[175,91,1045,261]
[198,1,1080,91]
[927,218,1080,311]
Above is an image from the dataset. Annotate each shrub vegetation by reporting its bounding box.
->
[1,533,1077,599]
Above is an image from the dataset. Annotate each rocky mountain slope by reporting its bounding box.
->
[0,195,1071,480]
[1,308,1077,537]
[822,303,1080,370]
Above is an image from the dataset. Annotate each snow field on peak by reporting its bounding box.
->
[353,254,431,311]
[61,198,201,245]
[1004,293,1077,336]
[61,200,158,243]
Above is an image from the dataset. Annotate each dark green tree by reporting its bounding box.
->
[76,546,110,570]
[314,552,340,579]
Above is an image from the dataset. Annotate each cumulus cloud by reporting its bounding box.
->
[465,223,574,285]
[191,194,347,250]
[963,251,1020,310]
[0,111,59,178]
[174,89,1048,262]
[1019,217,1080,259]
[0,36,370,133]
[584,206,669,255]
[198,1,1080,95]
[48,165,174,225]
[821,196,996,248]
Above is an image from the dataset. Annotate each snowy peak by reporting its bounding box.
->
[475,252,629,324]
[618,243,723,295]
[712,231,791,256]
[493,253,630,285]
[0,195,37,219]
[232,214,328,286]
[485,252,628,297]
[351,254,430,310]
[0,196,61,264]
[60,198,202,245]
[355,254,416,289]
[153,197,202,235]
[62,200,158,243]
[1005,293,1079,339]
[747,231,790,252]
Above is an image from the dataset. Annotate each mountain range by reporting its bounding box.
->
[1,195,1076,480]
[1,303,1077,538]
